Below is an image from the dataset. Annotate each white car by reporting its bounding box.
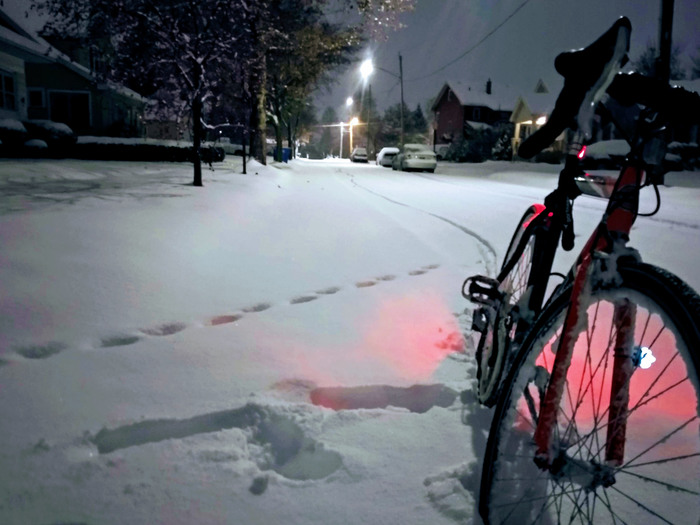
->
[392,143,437,173]
[350,147,368,162]
[376,147,400,167]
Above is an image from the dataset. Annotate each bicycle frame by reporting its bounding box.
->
[533,158,645,468]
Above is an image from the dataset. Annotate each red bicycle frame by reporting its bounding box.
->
[533,163,644,467]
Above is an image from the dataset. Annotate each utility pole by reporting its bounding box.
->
[399,53,405,147]
[656,0,674,83]
[366,83,372,155]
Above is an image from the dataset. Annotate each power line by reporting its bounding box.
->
[406,0,535,82]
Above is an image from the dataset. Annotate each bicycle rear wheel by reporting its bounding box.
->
[480,262,700,524]
[476,205,540,406]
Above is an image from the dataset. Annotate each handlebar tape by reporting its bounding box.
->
[518,17,631,159]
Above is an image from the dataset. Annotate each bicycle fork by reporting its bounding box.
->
[533,164,644,478]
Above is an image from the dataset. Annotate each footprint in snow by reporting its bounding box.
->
[375,275,396,281]
[141,322,187,336]
[355,281,376,288]
[242,303,271,313]
[15,341,67,359]
[101,335,140,348]
[409,270,427,276]
[209,314,243,326]
[91,403,343,481]
[290,296,318,305]
[315,286,341,295]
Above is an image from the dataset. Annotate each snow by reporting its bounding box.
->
[0,118,26,132]
[0,156,698,524]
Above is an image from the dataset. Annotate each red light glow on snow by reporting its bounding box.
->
[361,290,464,382]
[274,289,464,388]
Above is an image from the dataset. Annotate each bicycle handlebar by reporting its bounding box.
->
[607,72,700,126]
[519,17,700,160]
[518,17,631,159]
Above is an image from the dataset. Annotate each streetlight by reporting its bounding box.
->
[360,59,374,158]
[349,117,359,153]
[372,54,405,147]
[338,121,345,159]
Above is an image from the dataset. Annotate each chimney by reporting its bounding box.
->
[486,78,492,95]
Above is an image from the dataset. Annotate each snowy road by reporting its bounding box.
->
[0,156,698,525]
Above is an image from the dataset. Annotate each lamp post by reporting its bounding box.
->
[360,58,374,158]
[338,121,344,159]
[360,54,406,149]
[349,117,359,153]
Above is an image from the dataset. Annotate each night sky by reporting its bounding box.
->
[315,0,700,116]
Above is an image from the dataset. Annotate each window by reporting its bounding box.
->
[473,108,481,121]
[0,70,16,110]
[28,88,45,108]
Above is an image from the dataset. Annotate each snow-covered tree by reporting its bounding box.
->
[33,0,256,186]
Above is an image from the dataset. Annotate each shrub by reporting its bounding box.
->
[73,137,225,163]
[23,120,77,150]
[444,123,513,163]
[0,119,28,151]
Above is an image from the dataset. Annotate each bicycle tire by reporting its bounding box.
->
[480,262,700,524]
[476,205,540,406]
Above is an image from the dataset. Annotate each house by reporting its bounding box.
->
[430,79,517,145]
[0,7,145,137]
[510,79,560,155]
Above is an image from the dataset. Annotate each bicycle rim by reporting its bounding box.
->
[478,206,539,406]
[481,263,700,524]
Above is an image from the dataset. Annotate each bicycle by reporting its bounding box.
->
[462,17,700,524]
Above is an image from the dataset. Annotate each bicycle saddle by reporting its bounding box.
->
[518,17,631,159]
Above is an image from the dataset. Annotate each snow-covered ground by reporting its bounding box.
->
[0,156,698,524]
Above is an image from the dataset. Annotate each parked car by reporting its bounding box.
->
[434,144,450,160]
[350,147,368,162]
[392,143,437,173]
[376,146,400,167]
[299,144,324,159]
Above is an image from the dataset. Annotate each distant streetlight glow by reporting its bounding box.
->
[536,116,547,126]
[346,97,354,107]
[360,59,374,81]
[349,117,359,152]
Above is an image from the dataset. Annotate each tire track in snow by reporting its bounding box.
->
[345,174,498,275]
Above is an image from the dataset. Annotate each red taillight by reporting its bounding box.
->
[577,145,587,160]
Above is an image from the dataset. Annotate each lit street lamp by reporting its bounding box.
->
[359,55,406,152]
[349,117,359,153]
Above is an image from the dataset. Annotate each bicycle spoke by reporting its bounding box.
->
[594,489,629,525]
[607,484,677,525]
[623,451,700,469]
[615,468,700,495]
[484,265,700,525]
[619,414,699,470]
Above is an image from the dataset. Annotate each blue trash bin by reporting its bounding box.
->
[282,147,291,163]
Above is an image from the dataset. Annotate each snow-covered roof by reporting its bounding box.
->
[432,80,519,111]
[0,7,145,103]
[432,78,558,117]
[465,120,492,131]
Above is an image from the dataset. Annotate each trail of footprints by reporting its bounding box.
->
[9,264,442,360]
